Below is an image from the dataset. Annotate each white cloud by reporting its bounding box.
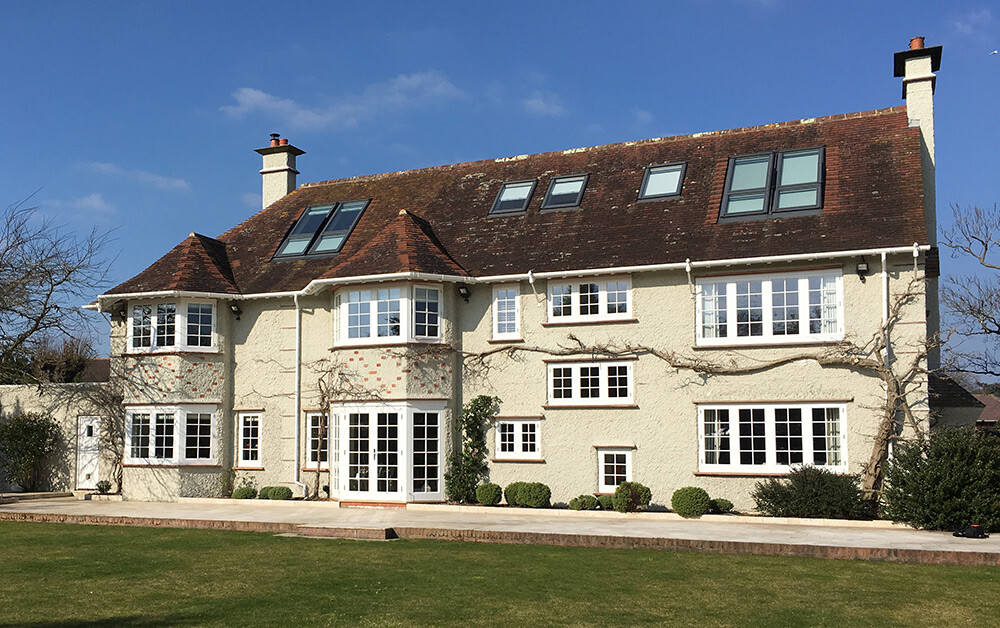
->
[48,193,117,215]
[522,91,565,116]
[952,8,993,35]
[633,109,654,126]
[240,192,261,209]
[82,161,190,191]
[220,70,466,130]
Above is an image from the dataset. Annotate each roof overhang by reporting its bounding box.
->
[92,243,930,307]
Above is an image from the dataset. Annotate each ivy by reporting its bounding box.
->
[444,395,500,503]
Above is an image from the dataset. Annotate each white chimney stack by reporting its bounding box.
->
[254,134,305,209]
[894,37,942,246]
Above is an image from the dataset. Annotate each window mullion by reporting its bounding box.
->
[762,281,774,339]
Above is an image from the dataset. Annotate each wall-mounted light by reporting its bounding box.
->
[457,285,471,303]
[230,302,242,320]
[116,308,128,323]
[856,258,870,282]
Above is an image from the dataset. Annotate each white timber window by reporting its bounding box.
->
[547,361,633,406]
[305,413,330,470]
[698,403,848,474]
[695,270,842,346]
[335,284,445,345]
[237,413,261,466]
[125,405,217,466]
[546,276,632,323]
[597,447,633,493]
[128,300,217,352]
[492,284,521,340]
[494,419,541,460]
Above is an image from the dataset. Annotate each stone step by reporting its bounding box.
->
[295,525,396,540]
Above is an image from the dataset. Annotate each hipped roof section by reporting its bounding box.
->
[107,106,929,297]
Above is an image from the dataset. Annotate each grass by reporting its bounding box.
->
[2,522,1000,627]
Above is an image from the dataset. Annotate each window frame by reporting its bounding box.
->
[237,413,261,467]
[638,162,686,200]
[273,199,370,259]
[305,412,330,471]
[335,284,445,346]
[546,276,632,324]
[125,405,217,466]
[127,300,217,353]
[596,447,633,493]
[695,269,843,346]
[698,402,848,474]
[492,284,521,340]
[494,418,541,460]
[490,179,537,215]
[546,361,634,406]
[720,147,825,220]
[541,174,589,210]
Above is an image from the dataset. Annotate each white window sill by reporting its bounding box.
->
[694,335,843,349]
[124,346,221,356]
[543,317,636,327]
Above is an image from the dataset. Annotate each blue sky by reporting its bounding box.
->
[2,1,998,353]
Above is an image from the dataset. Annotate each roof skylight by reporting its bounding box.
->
[541,174,588,209]
[639,163,686,199]
[274,200,369,258]
[490,180,537,215]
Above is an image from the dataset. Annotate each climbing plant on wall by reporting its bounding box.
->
[444,395,500,503]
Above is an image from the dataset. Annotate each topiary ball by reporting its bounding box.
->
[613,481,653,513]
[597,494,615,511]
[232,486,257,499]
[476,482,502,506]
[569,494,600,511]
[671,486,712,518]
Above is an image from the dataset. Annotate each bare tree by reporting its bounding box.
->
[941,204,1000,377]
[0,199,112,383]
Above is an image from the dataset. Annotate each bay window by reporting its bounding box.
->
[125,405,217,465]
[129,300,216,352]
[336,284,444,345]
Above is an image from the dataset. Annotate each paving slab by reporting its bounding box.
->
[2,497,998,566]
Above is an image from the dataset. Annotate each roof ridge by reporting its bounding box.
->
[300,106,907,190]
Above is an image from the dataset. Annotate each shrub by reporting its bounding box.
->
[232,486,257,499]
[569,494,600,511]
[476,482,502,506]
[709,498,734,514]
[0,412,60,491]
[519,482,551,508]
[597,494,615,511]
[504,481,527,506]
[613,481,653,513]
[95,480,112,494]
[262,486,293,500]
[752,466,872,520]
[671,486,711,518]
[882,427,1000,531]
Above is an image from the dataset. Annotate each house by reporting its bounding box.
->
[87,39,978,507]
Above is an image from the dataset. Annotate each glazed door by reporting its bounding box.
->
[343,412,403,501]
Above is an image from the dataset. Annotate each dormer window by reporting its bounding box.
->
[639,163,685,199]
[274,200,369,258]
[490,180,536,215]
[541,174,588,209]
[720,148,824,219]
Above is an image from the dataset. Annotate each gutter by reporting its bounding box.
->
[92,244,931,308]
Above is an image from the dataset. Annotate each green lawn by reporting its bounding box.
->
[2,522,999,627]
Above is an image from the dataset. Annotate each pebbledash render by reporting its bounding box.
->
[92,40,972,507]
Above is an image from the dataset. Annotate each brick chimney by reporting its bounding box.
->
[894,37,942,245]
[254,134,305,209]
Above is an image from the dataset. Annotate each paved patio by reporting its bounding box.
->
[2,496,998,566]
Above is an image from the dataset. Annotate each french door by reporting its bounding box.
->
[327,402,444,503]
